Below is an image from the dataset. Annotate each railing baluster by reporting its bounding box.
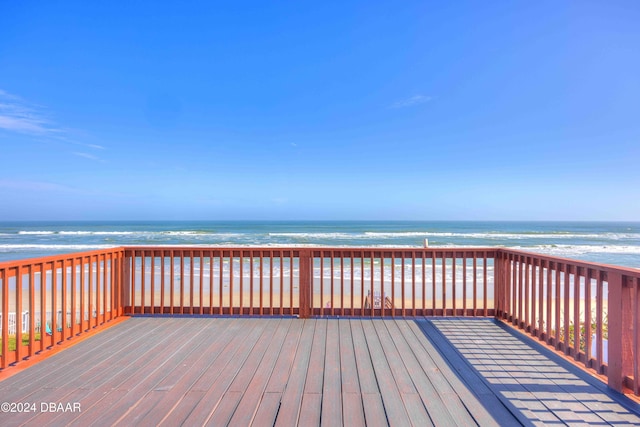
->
[28,264,35,357]
[584,268,592,366]
[259,251,264,316]
[391,251,396,317]
[421,251,426,314]
[229,250,234,314]
[452,251,456,316]
[340,251,344,316]
[462,253,467,316]
[634,277,640,395]
[39,262,46,352]
[442,252,447,316]
[411,252,416,317]
[564,265,570,355]
[240,251,245,316]
[200,252,204,315]
[473,253,477,316]
[1,267,8,368]
[269,251,274,315]
[431,253,436,314]
[573,266,581,361]
[483,253,488,316]
[279,252,284,315]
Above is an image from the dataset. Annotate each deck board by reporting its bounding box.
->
[2,317,640,427]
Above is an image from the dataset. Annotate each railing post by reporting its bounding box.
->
[495,251,507,320]
[1,267,8,369]
[494,251,502,319]
[299,249,312,319]
[123,250,132,315]
[608,271,633,392]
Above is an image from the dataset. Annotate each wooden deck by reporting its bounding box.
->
[1,318,639,427]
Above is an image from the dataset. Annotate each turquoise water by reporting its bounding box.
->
[0,220,639,268]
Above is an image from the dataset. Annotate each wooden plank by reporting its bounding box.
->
[28,318,200,426]
[265,319,304,393]
[427,319,633,426]
[1,320,160,426]
[372,319,418,394]
[304,319,327,394]
[1,318,161,396]
[0,317,149,396]
[410,320,509,427]
[361,319,412,426]
[70,319,220,426]
[338,319,360,394]
[274,319,316,427]
[386,320,459,427]
[373,320,431,426]
[158,319,270,426]
[122,319,243,425]
[342,393,366,427]
[321,320,342,427]
[339,320,365,427]
[349,319,386,425]
[485,320,639,425]
[362,393,390,427]
[299,393,322,426]
[251,392,284,427]
[228,319,293,426]
[402,392,433,427]
[180,319,279,426]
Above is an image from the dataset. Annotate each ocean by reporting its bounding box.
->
[0,220,639,268]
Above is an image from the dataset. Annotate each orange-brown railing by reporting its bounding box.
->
[307,249,495,317]
[122,247,496,318]
[2,245,639,397]
[495,248,640,395]
[122,248,301,316]
[0,248,125,370]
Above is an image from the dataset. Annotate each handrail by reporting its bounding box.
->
[1,248,125,370]
[1,245,639,397]
[120,247,497,318]
[496,248,640,395]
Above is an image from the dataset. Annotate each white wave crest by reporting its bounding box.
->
[363,232,436,237]
[0,244,117,250]
[18,231,56,235]
[268,232,357,239]
[59,231,137,235]
[407,232,639,240]
[514,244,640,255]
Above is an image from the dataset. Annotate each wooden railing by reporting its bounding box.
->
[495,248,640,395]
[1,245,639,397]
[122,247,496,318]
[0,248,125,370]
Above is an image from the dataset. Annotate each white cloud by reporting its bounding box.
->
[73,152,101,160]
[0,90,61,135]
[391,95,433,109]
[0,89,106,159]
[0,179,77,193]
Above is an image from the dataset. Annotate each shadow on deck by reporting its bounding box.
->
[1,317,639,426]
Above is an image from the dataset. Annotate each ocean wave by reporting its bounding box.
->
[18,231,56,235]
[363,232,435,237]
[406,232,638,240]
[513,244,640,255]
[59,231,137,235]
[0,244,117,250]
[268,232,359,239]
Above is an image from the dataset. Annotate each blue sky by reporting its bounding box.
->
[1,1,639,221]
